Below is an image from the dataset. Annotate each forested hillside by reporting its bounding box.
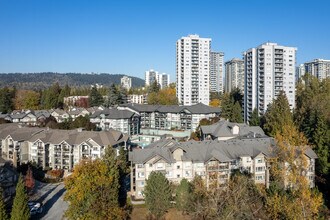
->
[0,72,144,89]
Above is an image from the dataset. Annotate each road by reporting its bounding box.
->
[31,182,68,220]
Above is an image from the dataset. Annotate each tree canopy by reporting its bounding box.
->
[10,175,30,220]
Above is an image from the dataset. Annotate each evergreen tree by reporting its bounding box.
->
[88,87,104,107]
[117,146,128,175]
[148,81,160,93]
[58,84,71,108]
[144,171,172,219]
[106,84,123,107]
[0,87,14,113]
[0,188,8,220]
[10,175,30,220]
[220,93,234,120]
[230,101,243,123]
[176,178,192,214]
[25,166,35,195]
[263,91,293,137]
[249,108,260,126]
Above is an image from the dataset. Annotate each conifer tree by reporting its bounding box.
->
[230,101,243,123]
[10,175,30,220]
[0,188,8,220]
[176,178,192,214]
[144,171,172,219]
[263,91,293,136]
[249,108,260,126]
[88,87,104,107]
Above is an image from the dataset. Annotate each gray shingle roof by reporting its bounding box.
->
[121,103,221,114]
[130,137,276,164]
[90,108,135,119]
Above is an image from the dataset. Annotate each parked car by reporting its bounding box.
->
[28,201,43,215]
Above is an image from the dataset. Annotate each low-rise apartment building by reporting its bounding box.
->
[90,108,140,135]
[0,124,129,171]
[129,138,317,200]
[119,103,221,132]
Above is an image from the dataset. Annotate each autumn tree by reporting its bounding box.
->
[14,90,40,110]
[88,87,104,107]
[209,98,220,107]
[10,175,30,220]
[265,124,323,219]
[144,171,172,219]
[249,108,260,126]
[25,166,35,195]
[147,86,178,105]
[64,158,124,220]
[175,178,192,214]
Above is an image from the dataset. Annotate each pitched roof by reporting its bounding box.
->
[90,108,135,119]
[130,137,276,164]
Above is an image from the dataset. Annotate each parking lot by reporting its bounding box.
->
[30,182,68,220]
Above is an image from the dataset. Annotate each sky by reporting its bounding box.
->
[0,0,330,81]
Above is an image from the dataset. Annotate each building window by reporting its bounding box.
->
[137,164,144,168]
[256,167,264,172]
[140,181,145,186]
[177,174,180,178]
[257,159,263,163]
[177,165,180,169]
[138,172,145,178]
[255,175,264,180]
[149,164,153,167]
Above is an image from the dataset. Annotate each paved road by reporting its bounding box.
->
[31,183,68,220]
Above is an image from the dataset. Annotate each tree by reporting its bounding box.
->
[70,115,96,131]
[263,91,293,137]
[117,146,128,175]
[64,158,123,220]
[175,178,192,214]
[209,99,220,107]
[58,84,71,108]
[249,108,260,126]
[88,87,104,107]
[144,171,172,219]
[0,87,14,113]
[106,84,123,107]
[0,188,8,220]
[10,175,30,220]
[147,86,178,105]
[220,93,233,120]
[14,90,40,110]
[25,166,35,195]
[148,81,160,93]
[265,124,323,219]
[230,101,243,123]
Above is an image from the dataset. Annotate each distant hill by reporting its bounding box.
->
[0,72,145,89]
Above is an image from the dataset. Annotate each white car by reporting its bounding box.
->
[28,201,43,215]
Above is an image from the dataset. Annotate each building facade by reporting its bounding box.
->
[295,64,305,82]
[129,138,317,199]
[243,42,296,122]
[0,124,129,171]
[118,103,220,132]
[210,51,224,93]
[176,35,211,105]
[225,58,245,93]
[304,59,330,80]
[121,76,132,90]
[145,69,170,89]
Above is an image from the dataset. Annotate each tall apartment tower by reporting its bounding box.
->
[295,64,305,82]
[145,69,170,89]
[176,35,211,105]
[210,51,224,93]
[120,76,132,90]
[225,58,245,93]
[304,59,330,80]
[243,42,297,123]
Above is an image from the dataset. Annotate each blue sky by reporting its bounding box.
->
[0,0,329,81]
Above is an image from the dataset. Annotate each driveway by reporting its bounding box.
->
[30,182,68,220]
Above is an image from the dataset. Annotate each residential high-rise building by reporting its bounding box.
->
[304,59,330,80]
[121,76,132,90]
[243,42,297,123]
[210,51,224,93]
[145,69,170,89]
[225,58,244,93]
[176,34,211,105]
[295,64,305,82]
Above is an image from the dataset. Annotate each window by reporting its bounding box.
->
[256,167,264,172]
[157,163,164,169]
[149,164,153,167]
[185,171,190,177]
[177,174,181,178]
[255,175,263,180]
[257,159,263,163]
[138,172,145,178]
[137,164,144,168]
[140,181,145,186]
[177,165,180,169]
